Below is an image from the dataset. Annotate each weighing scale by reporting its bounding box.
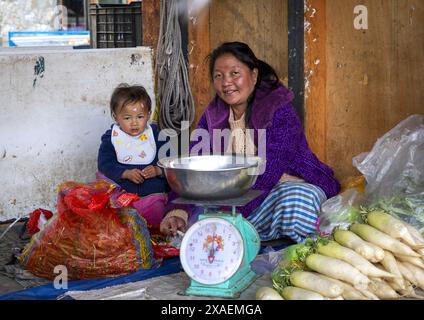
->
[173,190,262,299]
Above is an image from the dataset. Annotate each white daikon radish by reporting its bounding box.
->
[282,286,325,300]
[290,270,343,298]
[397,261,419,287]
[368,278,400,299]
[256,287,284,300]
[356,288,380,300]
[318,275,368,300]
[395,254,424,269]
[333,229,380,262]
[401,221,424,246]
[316,240,394,278]
[401,262,424,289]
[380,251,405,290]
[364,242,385,262]
[350,224,420,257]
[305,254,370,290]
[387,279,424,299]
[365,210,421,248]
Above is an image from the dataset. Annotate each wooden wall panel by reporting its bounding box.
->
[209,0,288,82]
[188,0,289,127]
[324,0,424,180]
[142,0,160,49]
[188,0,423,182]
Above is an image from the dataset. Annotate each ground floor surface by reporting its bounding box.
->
[0,220,291,300]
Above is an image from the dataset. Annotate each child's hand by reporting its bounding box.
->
[122,169,145,184]
[141,165,162,179]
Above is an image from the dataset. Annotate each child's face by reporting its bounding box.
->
[115,102,150,136]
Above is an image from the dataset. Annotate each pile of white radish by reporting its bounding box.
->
[257,209,424,300]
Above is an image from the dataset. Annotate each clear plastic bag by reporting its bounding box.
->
[250,246,285,275]
[352,114,424,202]
[353,114,424,233]
[318,114,424,235]
[318,188,364,235]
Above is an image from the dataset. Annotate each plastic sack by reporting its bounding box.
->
[318,188,365,235]
[353,114,424,202]
[19,179,155,280]
[27,208,54,235]
[250,246,284,275]
[150,232,181,259]
[352,114,424,232]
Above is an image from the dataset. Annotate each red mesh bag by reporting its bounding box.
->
[19,180,155,280]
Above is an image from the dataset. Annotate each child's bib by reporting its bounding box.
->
[111,124,157,165]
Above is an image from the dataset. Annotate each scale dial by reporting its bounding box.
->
[180,217,244,285]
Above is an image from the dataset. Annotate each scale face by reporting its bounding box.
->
[180,217,244,285]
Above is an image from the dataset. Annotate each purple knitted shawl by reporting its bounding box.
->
[167,81,340,218]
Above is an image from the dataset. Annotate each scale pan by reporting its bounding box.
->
[158,155,263,200]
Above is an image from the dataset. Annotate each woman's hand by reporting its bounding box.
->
[141,165,162,179]
[160,216,187,237]
[122,169,145,184]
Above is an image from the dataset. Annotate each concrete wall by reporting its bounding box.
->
[0,46,155,221]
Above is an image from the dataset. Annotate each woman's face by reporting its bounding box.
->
[212,54,258,110]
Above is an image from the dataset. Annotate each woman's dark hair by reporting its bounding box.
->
[110,83,152,117]
[207,42,280,126]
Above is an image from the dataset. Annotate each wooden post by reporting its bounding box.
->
[288,0,305,126]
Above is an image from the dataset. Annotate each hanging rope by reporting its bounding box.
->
[156,0,195,135]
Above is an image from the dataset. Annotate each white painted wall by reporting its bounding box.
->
[0,47,155,221]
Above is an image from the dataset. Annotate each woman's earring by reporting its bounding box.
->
[253,69,258,85]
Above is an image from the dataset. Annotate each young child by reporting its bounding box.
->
[98,83,169,229]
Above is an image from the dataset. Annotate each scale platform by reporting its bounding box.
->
[172,189,263,212]
[173,190,263,299]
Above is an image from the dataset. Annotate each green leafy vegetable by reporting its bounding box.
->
[373,194,424,235]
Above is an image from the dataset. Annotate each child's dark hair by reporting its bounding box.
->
[110,83,152,117]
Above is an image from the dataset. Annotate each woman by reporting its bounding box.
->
[160,41,340,243]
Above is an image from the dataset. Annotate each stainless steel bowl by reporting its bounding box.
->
[158,155,262,200]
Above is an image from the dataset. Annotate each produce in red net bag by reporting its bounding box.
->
[19,179,155,280]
